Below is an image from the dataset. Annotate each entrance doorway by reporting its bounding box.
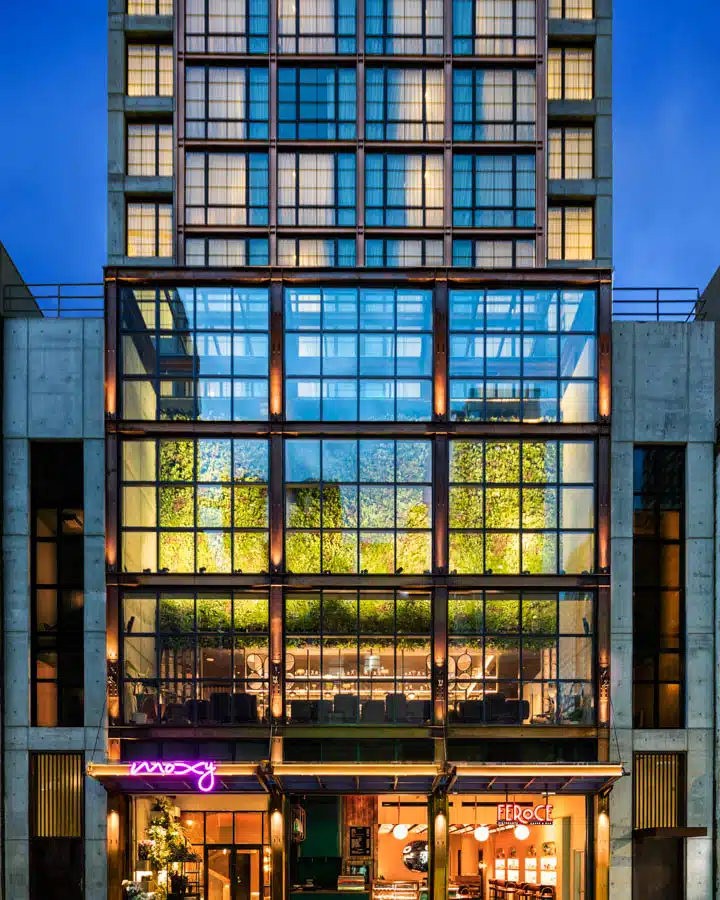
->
[206,846,262,900]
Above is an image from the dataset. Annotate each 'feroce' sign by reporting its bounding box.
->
[497,804,553,826]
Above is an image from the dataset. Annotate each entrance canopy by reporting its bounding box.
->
[87,761,623,796]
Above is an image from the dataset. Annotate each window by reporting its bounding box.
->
[127,124,173,176]
[448,288,597,423]
[278,153,356,226]
[120,287,270,422]
[453,238,535,268]
[120,438,270,572]
[285,590,432,723]
[548,207,593,261]
[31,443,84,728]
[366,0,443,54]
[366,155,444,227]
[548,127,593,179]
[366,69,443,141]
[127,203,172,258]
[633,447,685,729]
[453,69,535,142]
[186,67,269,140]
[453,154,535,227]
[186,237,270,267]
[453,0,536,56]
[634,753,685,828]
[30,754,84,900]
[185,152,269,226]
[548,48,593,100]
[121,591,269,724]
[277,238,357,267]
[128,0,173,12]
[449,590,595,724]
[549,0,592,19]
[285,438,432,573]
[186,0,269,53]
[127,44,173,97]
[448,439,596,574]
[285,287,433,422]
[366,239,444,267]
[278,0,356,53]
[278,68,356,140]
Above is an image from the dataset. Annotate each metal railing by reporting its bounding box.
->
[612,287,701,322]
[2,283,104,318]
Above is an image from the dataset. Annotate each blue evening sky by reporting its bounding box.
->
[1,1,719,289]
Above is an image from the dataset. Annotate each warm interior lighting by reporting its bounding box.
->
[473,825,490,842]
[392,824,409,840]
[513,824,530,840]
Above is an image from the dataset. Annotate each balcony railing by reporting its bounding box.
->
[612,287,701,322]
[2,283,104,318]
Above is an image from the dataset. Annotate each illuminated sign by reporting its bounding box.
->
[496,804,553,827]
[129,761,217,793]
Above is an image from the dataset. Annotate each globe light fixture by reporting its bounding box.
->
[514,824,530,841]
[393,824,409,840]
[473,825,490,842]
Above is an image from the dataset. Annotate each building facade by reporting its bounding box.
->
[100,1,622,899]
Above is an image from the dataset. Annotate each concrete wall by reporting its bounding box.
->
[2,318,106,899]
[610,321,715,900]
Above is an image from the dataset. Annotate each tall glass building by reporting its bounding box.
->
[100,0,618,897]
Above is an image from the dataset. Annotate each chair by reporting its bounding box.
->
[385,693,408,723]
[407,699,431,723]
[291,700,313,723]
[163,703,190,725]
[503,699,530,724]
[185,699,211,724]
[361,700,385,722]
[210,691,233,724]
[462,699,484,723]
[232,693,258,723]
[333,694,359,722]
[315,699,333,722]
[485,693,508,723]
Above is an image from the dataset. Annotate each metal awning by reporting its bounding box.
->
[87,761,623,796]
[451,763,624,795]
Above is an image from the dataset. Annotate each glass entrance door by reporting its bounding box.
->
[206,846,262,900]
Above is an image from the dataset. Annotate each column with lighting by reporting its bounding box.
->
[427,794,448,900]
[270,792,288,900]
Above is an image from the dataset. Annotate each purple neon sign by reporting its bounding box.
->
[129,761,218,792]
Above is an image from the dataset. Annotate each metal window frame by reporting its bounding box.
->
[278,151,357,227]
[365,0,444,56]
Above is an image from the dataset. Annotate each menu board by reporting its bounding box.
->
[350,826,372,857]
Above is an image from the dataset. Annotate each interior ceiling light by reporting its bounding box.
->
[473,825,490,843]
[514,824,530,841]
[393,824,409,840]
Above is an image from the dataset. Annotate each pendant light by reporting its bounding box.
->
[473,797,489,842]
[393,799,408,840]
[513,824,530,841]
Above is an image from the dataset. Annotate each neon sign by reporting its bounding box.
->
[129,761,218,793]
[497,804,553,827]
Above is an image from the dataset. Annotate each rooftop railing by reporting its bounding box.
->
[612,287,701,322]
[2,283,104,318]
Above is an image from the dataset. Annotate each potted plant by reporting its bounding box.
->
[141,797,199,899]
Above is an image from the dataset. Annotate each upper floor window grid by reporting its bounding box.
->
[548,48,593,100]
[127,44,173,97]
[366,68,444,141]
[367,239,444,267]
[366,154,444,228]
[186,67,269,140]
[548,206,594,261]
[453,154,536,228]
[278,0,357,54]
[185,152,269,226]
[548,127,593,180]
[278,68,357,140]
[186,0,270,53]
[277,238,357,267]
[127,124,173,177]
[549,0,592,19]
[453,0,536,56]
[453,69,536,142]
[452,238,535,269]
[186,237,270,267]
[128,0,173,12]
[127,203,173,258]
[366,0,443,55]
[278,153,357,226]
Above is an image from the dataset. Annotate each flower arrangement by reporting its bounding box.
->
[138,797,200,899]
[122,880,153,900]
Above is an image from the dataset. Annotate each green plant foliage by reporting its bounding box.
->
[143,796,199,900]
[159,440,194,482]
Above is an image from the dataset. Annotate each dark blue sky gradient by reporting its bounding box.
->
[1,1,719,288]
